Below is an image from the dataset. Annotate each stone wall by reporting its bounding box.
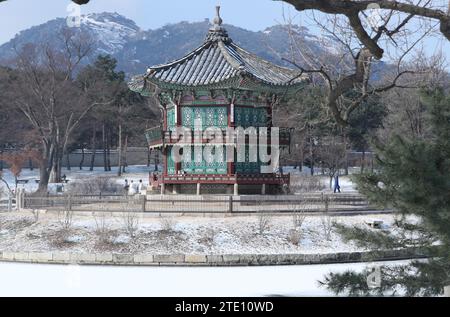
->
[0,248,427,266]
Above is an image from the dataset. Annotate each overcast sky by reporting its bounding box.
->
[0,0,448,63]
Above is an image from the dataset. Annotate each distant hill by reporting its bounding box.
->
[0,12,355,77]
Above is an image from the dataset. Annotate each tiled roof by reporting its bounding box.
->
[129,7,306,94]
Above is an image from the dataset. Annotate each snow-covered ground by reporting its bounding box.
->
[0,165,155,198]
[0,165,358,198]
[0,212,396,255]
[0,260,407,297]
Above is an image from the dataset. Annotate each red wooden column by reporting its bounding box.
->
[227,101,235,176]
[175,93,182,174]
[161,102,168,179]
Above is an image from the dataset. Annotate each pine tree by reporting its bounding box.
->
[321,89,450,296]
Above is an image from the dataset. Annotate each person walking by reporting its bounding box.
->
[128,180,137,196]
[334,174,341,193]
[124,179,130,195]
[138,179,145,195]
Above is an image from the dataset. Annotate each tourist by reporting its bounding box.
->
[334,174,341,193]
[138,179,145,195]
[124,179,130,195]
[128,180,137,196]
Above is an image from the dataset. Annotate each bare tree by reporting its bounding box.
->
[4,30,114,192]
[281,1,447,125]
[320,208,334,241]
[257,213,272,235]
[316,136,346,188]
[379,51,449,141]
[293,204,307,228]
[159,216,177,232]
[121,212,140,238]
[57,210,74,231]
[282,0,450,50]
[94,212,111,244]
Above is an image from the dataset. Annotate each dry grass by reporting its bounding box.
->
[0,217,34,232]
[197,228,217,246]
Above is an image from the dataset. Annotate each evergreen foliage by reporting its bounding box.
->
[322,89,450,296]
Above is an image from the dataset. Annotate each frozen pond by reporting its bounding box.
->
[0,261,394,297]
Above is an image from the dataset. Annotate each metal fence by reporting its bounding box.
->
[22,192,374,214]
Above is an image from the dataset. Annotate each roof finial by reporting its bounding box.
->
[213,6,223,28]
[206,5,230,42]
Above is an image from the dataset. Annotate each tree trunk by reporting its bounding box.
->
[0,145,3,171]
[38,167,50,193]
[118,123,122,176]
[90,125,97,172]
[309,132,314,176]
[37,141,52,193]
[28,158,34,171]
[79,147,85,170]
[103,124,108,171]
[343,132,349,176]
[49,149,63,183]
[122,134,128,174]
[147,147,151,167]
[66,153,71,171]
[106,128,111,171]
[299,145,303,172]
[361,149,366,174]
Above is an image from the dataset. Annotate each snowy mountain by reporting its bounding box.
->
[0,12,140,66]
[77,12,141,55]
[0,12,376,76]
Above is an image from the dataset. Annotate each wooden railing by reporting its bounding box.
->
[160,173,289,185]
[21,192,377,214]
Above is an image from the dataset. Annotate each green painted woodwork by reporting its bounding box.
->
[235,107,267,127]
[235,144,264,174]
[182,106,227,130]
[167,147,176,175]
[167,145,228,175]
[167,108,176,131]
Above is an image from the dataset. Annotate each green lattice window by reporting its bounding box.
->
[182,107,227,130]
[176,145,227,175]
